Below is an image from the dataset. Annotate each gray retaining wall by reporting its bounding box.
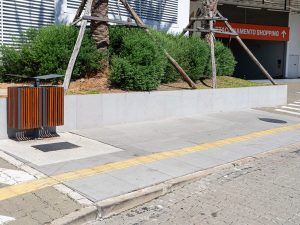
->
[0,85,287,139]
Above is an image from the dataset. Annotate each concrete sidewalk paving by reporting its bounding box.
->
[1,109,300,223]
[257,79,300,117]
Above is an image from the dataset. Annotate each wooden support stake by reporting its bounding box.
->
[217,11,277,85]
[164,51,198,89]
[119,0,144,26]
[63,0,93,90]
[73,0,87,23]
[208,9,217,89]
[82,15,147,28]
[187,28,237,36]
[190,16,227,21]
[71,17,83,26]
[119,0,198,89]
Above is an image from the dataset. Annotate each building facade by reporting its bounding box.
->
[190,0,300,79]
[57,0,188,33]
[0,0,188,46]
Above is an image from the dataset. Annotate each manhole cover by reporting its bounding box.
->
[32,142,80,152]
[259,118,287,124]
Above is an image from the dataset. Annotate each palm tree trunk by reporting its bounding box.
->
[91,0,109,67]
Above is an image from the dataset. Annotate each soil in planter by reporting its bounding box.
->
[0,76,266,96]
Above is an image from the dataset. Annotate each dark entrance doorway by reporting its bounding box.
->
[217,4,289,80]
[220,38,286,80]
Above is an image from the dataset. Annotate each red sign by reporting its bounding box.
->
[214,22,290,42]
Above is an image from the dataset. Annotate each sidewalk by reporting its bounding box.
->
[0,109,300,223]
[257,79,300,117]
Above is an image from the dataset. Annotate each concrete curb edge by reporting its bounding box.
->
[96,156,256,219]
[49,206,98,225]
[95,143,300,219]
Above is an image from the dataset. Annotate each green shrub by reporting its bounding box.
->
[205,41,237,77]
[0,25,103,81]
[151,31,210,83]
[109,27,166,91]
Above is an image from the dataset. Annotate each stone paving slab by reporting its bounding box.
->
[0,157,83,225]
[0,132,123,166]
[66,173,138,202]
[142,158,199,177]
[5,109,296,177]
[1,109,300,208]
[73,110,300,154]
[0,187,82,225]
[63,127,300,203]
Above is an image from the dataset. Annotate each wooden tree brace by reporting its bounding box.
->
[184,28,237,36]
[207,4,218,89]
[190,17,227,21]
[73,0,87,23]
[63,0,93,90]
[82,15,147,28]
[71,17,83,26]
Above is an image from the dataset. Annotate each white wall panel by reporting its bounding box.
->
[0,0,55,46]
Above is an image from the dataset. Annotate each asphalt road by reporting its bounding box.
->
[88,143,300,225]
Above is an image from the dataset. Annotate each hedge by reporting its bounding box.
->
[109,27,166,91]
[151,30,211,83]
[0,25,103,81]
[204,41,237,77]
[0,25,237,91]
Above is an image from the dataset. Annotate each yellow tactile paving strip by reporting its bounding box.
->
[1,123,300,201]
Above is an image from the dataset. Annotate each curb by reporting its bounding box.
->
[96,143,300,219]
[49,206,98,225]
[96,156,255,219]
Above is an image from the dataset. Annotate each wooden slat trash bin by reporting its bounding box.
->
[8,86,64,130]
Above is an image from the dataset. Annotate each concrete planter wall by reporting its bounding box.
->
[0,85,287,139]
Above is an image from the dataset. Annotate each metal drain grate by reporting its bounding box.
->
[32,142,80,152]
[259,118,287,124]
